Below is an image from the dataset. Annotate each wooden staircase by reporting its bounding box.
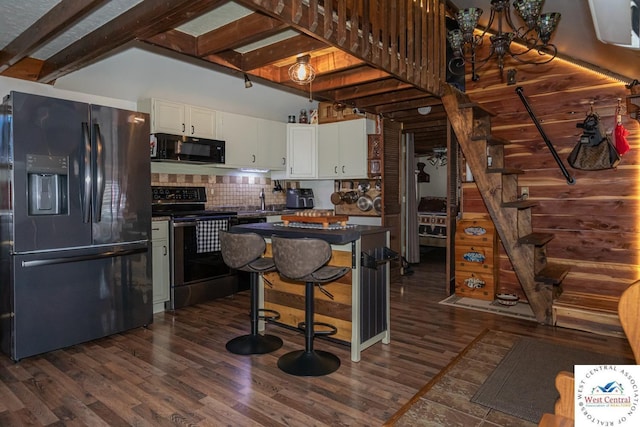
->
[441,84,569,324]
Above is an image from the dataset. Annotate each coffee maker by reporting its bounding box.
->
[286,188,315,209]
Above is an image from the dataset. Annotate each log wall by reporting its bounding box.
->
[461,44,640,302]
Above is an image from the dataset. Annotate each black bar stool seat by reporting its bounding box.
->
[271,236,350,376]
[220,231,283,355]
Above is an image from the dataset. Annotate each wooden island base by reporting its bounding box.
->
[230,222,392,362]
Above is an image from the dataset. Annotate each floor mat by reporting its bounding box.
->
[438,294,536,321]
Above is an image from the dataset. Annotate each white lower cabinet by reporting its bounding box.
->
[152,220,170,313]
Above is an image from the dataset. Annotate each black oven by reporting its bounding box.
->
[169,213,238,309]
[152,186,238,310]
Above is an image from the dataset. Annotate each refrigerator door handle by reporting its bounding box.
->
[92,123,105,222]
[21,246,148,268]
[82,122,92,223]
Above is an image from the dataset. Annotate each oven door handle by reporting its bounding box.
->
[172,217,232,227]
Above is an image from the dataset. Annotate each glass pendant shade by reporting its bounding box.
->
[456,8,483,36]
[537,12,561,44]
[513,0,543,28]
[447,29,464,51]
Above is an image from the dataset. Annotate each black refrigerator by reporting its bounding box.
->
[0,91,152,360]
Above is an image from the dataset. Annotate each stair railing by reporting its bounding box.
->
[516,86,576,185]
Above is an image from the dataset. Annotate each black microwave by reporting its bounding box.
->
[150,133,225,164]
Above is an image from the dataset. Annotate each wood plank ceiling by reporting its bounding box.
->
[0,0,452,155]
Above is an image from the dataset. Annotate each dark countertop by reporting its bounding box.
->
[230,222,388,245]
[237,209,297,218]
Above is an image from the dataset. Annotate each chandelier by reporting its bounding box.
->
[428,148,447,167]
[447,0,561,81]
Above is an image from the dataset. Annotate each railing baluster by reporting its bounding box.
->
[309,0,319,32]
[324,0,334,39]
[349,0,360,53]
[292,0,302,23]
[337,0,347,46]
[389,1,397,73]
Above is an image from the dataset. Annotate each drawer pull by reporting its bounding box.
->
[463,251,485,263]
[464,226,486,236]
[465,277,485,289]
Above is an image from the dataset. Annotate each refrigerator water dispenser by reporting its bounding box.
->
[27,154,68,215]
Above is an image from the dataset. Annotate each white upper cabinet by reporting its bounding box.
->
[257,119,286,170]
[317,118,370,179]
[217,111,258,168]
[140,98,217,139]
[217,112,286,170]
[187,105,217,139]
[287,124,317,179]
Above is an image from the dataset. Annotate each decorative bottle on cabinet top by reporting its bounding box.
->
[298,109,308,123]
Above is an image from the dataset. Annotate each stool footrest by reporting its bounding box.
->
[297,321,338,337]
[258,308,280,322]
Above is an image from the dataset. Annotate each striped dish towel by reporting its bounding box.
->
[196,219,228,253]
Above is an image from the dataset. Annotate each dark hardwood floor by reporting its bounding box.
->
[0,249,633,426]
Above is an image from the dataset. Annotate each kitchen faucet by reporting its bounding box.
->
[259,188,266,211]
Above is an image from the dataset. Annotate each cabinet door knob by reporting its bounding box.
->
[191,125,195,135]
[334,166,338,174]
[282,157,286,165]
[252,154,256,163]
[163,245,167,256]
[342,165,345,173]
[182,123,185,132]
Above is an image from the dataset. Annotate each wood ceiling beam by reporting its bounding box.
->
[319,78,413,102]
[0,0,107,74]
[354,88,430,109]
[298,66,390,92]
[38,0,229,83]
[143,29,197,56]
[196,12,289,56]
[241,34,327,71]
[0,57,45,81]
[373,97,443,114]
[402,119,448,131]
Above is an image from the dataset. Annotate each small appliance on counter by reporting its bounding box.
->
[286,188,315,209]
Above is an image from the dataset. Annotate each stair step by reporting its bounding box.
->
[535,263,569,285]
[501,200,538,209]
[487,167,524,175]
[519,232,554,246]
[553,290,623,338]
[458,102,496,118]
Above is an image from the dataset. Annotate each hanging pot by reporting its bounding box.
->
[357,194,373,211]
[357,180,371,193]
[330,192,344,205]
[344,191,359,204]
[373,196,382,214]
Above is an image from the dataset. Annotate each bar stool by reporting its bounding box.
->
[220,231,283,355]
[271,235,350,376]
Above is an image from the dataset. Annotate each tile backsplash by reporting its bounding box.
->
[151,172,295,210]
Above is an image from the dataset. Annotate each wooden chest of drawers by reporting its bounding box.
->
[454,218,498,300]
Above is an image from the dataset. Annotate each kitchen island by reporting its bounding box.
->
[230,222,393,362]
